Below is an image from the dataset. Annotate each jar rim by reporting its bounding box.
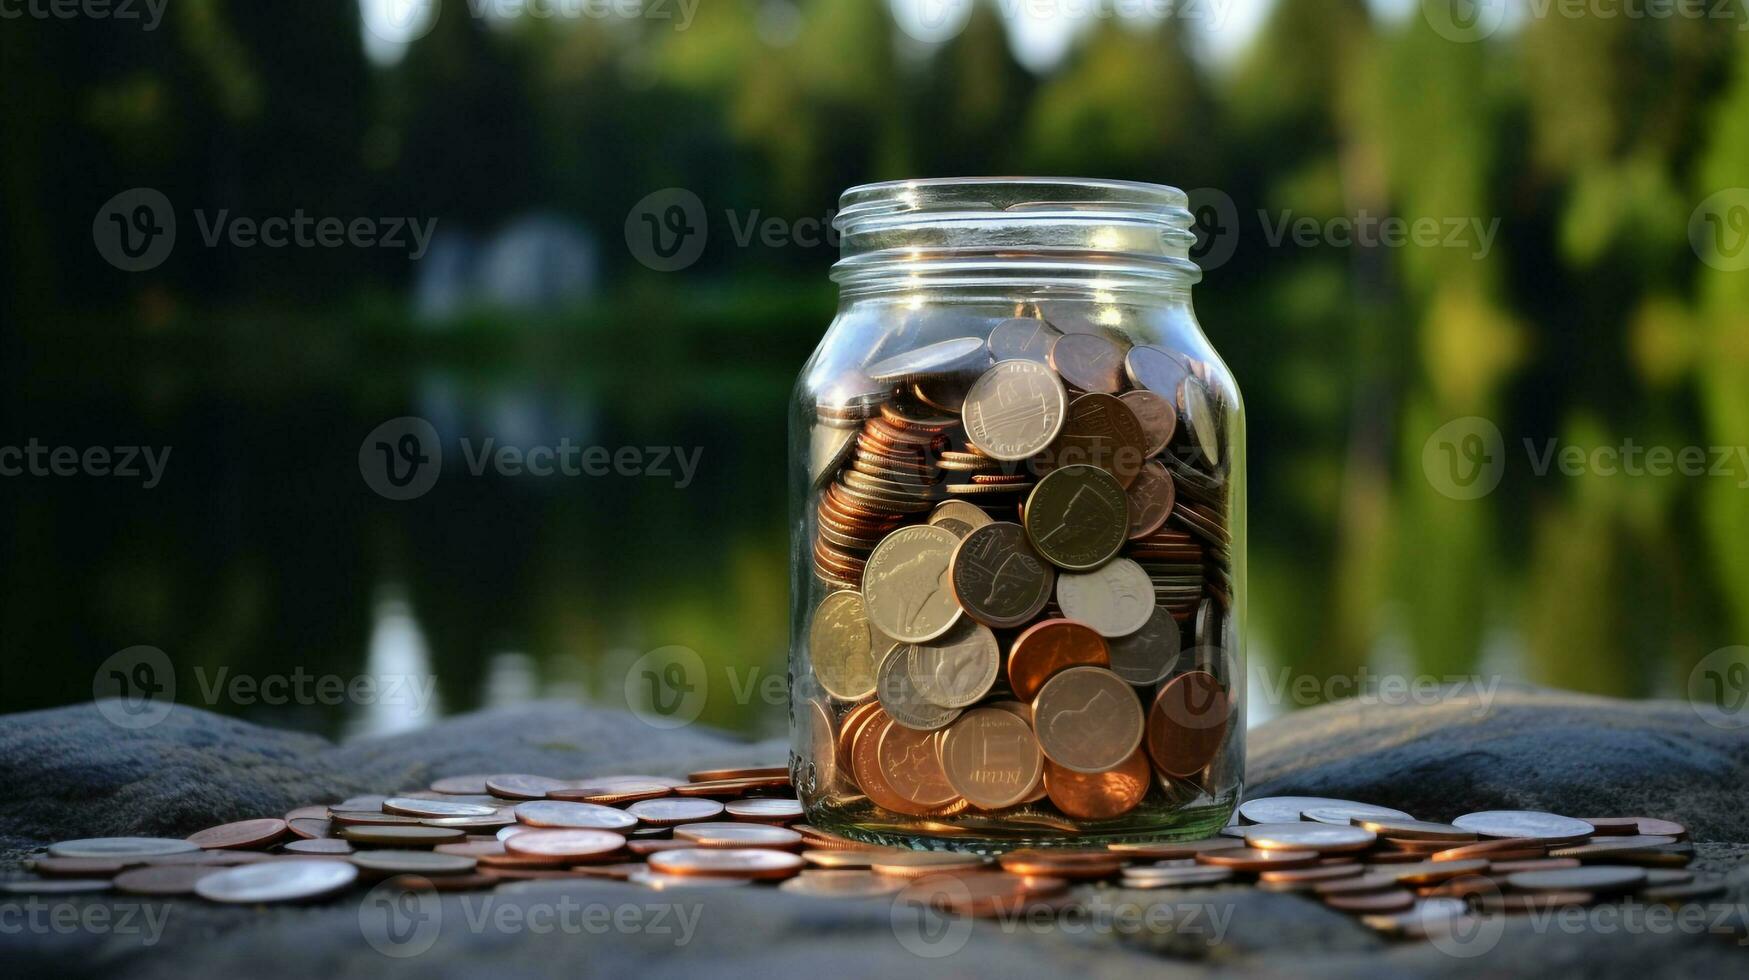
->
[835,177,1191,230]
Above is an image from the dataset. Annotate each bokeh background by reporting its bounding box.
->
[4,0,1748,739]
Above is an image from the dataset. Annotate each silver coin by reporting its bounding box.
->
[383,797,499,818]
[513,801,640,831]
[1238,797,1400,826]
[1122,345,1193,397]
[1451,810,1595,841]
[1105,606,1182,686]
[48,837,200,859]
[1301,803,1415,826]
[986,317,1062,364]
[194,859,358,903]
[1242,823,1377,853]
[349,850,478,875]
[1,878,113,894]
[1120,866,1233,888]
[1178,377,1221,467]
[875,643,962,731]
[865,338,988,382]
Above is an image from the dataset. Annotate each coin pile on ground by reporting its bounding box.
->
[804,318,1236,830]
[7,771,1725,944]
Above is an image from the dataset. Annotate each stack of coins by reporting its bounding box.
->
[8,780,1726,948]
[800,317,1237,832]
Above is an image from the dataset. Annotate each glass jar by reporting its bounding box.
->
[788,178,1244,851]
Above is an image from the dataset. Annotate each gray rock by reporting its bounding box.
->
[0,688,1743,978]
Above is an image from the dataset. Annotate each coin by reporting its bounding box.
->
[1123,345,1194,398]
[962,360,1069,460]
[672,822,804,849]
[1350,818,1475,842]
[938,708,1043,810]
[1325,889,1415,913]
[948,521,1054,628]
[112,864,220,896]
[1178,377,1221,467]
[1507,865,1647,893]
[876,643,963,730]
[1107,837,1245,859]
[1449,811,1595,842]
[546,777,676,805]
[1146,670,1230,778]
[287,818,333,839]
[810,594,877,701]
[1120,866,1234,888]
[876,722,958,809]
[627,798,724,826]
[866,337,988,382]
[1124,461,1176,539]
[1056,558,1156,637]
[428,774,493,795]
[780,869,906,898]
[1236,798,1399,825]
[1195,847,1320,871]
[1243,823,1377,853]
[1032,666,1144,774]
[281,839,354,855]
[1023,465,1128,571]
[629,870,753,889]
[1035,393,1149,489]
[1007,618,1110,701]
[48,838,200,859]
[906,620,1000,708]
[724,798,804,823]
[861,524,963,643]
[383,797,500,819]
[338,825,466,847]
[1301,803,1416,826]
[502,829,626,860]
[686,768,780,783]
[1106,606,1181,686]
[485,774,572,799]
[187,818,290,850]
[0,878,113,894]
[987,317,1062,364]
[648,847,803,880]
[350,851,478,875]
[194,859,359,904]
[1119,390,1177,457]
[672,775,792,797]
[515,801,640,831]
[999,849,1122,880]
[1048,332,1124,393]
[868,851,990,877]
[1429,837,1545,862]
[929,499,995,531]
[1042,747,1150,820]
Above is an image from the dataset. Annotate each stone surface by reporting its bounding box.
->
[0,688,1743,978]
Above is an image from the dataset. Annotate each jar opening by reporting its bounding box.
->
[831,177,1200,296]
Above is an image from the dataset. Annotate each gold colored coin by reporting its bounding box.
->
[1023,465,1128,571]
[962,360,1068,461]
[948,521,1054,628]
[938,708,1043,811]
[1031,666,1144,774]
[906,620,1000,708]
[809,591,879,701]
[1056,558,1156,638]
[861,525,963,643]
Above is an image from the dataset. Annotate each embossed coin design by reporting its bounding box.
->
[1119,389,1177,457]
[861,524,963,643]
[938,708,1043,810]
[1048,332,1125,394]
[809,590,879,700]
[876,643,963,731]
[1042,748,1151,820]
[1056,558,1156,637]
[1007,618,1111,702]
[1031,666,1144,774]
[906,620,1000,708]
[987,317,1063,364]
[1106,606,1181,686]
[948,521,1054,629]
[961,359,1068,461]
[1023,465,1128,571]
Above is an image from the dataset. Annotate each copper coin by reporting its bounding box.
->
[1324,889,1415,913]
[1507,865,1647,893]
[1042,749,1150,820]
[648,847,803,881]
[1049,332,1125,393]
[112,865,220,896]
[948,521,1054,629]
[779,869,906,898]
[1195,848,1320,871]
[513,800,639,831]
[627,798,724,826]
[1123,345,1194,399]
[1032,666,1144,774]
[1036,393,1149,487]
[1579,816,1686,839]
[29,857,135,877]
[429,774,493,795]
[329,810,422,827]
[1122,461,1176,540]
[724,798,804,823]
[673,822,803,850]
[962,359,1069,461]
[852,713,932,817]
[1256,864,1365,887]
[1351,818,1475,842]
[929,500,996,531]
[1146,670,1230,778]
[1119,390,1178,457]
[284,805,330,823]
[1450,810,1594,842]
[1243,823,1376,853]
[999,849,1122,880]
[1489,858,1581,873]
[485,774,572,800]
[1381,859,1491,886]
[502,829,626,861]
[868,851,991,877]
[1106,837,1245,859]
[688,767,782,783]
[987,317,1062,364]
[1315,872,1409,895]
[1007,618,1110,701]
[1429,837,1545,862]
[194,859,358,904]
[1023,465,1129,571]
[281,838,354,855]
[287,818,332,840]
[384,797,499,819]
[938,708,1043,810]
[672,775,792,797]
[337,825,466,847]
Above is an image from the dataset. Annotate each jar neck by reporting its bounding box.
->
[830,178,1201,302]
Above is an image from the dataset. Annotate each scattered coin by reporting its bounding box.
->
[647,848,804,880]
[673,823,804,850]
[112,864,219,896]
[514,801,640,831]
[999,849,1122,880]
[1244,824,1377,854]
[1350,818,1475,842]
[1450,810,1595,842]
[1507,865,1648,893]
[350,851,478,876]
[48,838,200,859]
[627,798,725,826]
[780,869,907,898]
[194,860,359,904]
[337,825,466,847]
[502,829,627,861]
[1120,865,1234,888]
[868,851,990,877]
[383,797,499,819]
[724,798,804,823]
[1195,848,1320,871]
[485,774,572,800]
[282,839,354,855]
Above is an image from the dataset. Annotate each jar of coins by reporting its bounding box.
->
[789,178,1243,850]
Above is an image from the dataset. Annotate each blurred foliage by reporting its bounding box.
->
[4,2,1749,731]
